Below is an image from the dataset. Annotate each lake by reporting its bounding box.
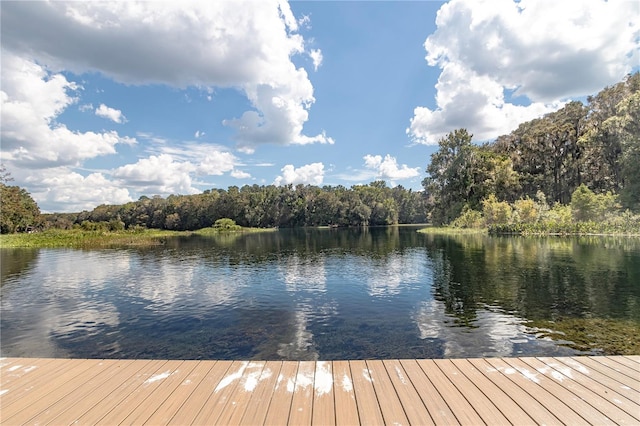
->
[1,226,639,360]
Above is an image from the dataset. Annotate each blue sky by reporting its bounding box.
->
[1,0,638,213]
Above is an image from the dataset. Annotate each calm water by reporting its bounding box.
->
[2,227,639,360]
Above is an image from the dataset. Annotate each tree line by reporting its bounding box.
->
[424,73,639,226]
[43,181,427,231]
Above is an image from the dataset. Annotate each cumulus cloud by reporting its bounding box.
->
[95,103,126,123]
[110,143,241,196]
[231,169,252,179]
[363,154,420,182]
[408,0,640,144]
[0,51,135,168]
[1,1,331,150]
[112,154,198,196]
[274,163,324,186]
[23,168,133,213]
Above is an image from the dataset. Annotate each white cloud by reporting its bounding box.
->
[408,0,640,144]
[23,168,133,213]
[112,154,198,196]
[2,1,331,150]
[231,169,252,179]
[363,154,420,182]
[95,103,126,123]
[274,163,324,186]
[194,130,205,138]
[0,51,135,168]
[309,49,323,71]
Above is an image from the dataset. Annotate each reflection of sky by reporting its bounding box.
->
[413,300,567,358]
[365,251,426,296]
[279,254,327,293]
[1,250,127,357]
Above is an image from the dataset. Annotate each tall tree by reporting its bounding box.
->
[423,129,476,224]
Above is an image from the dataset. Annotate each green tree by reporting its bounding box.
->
[0,184,43,234]
[423,129,476,224]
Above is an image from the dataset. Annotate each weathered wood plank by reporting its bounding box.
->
[288,360,315,426]
[120,360,200,425]
[416,359,485,425]
[239,361,283,426]
[0,358,55,387]
[382,359,433,425]
[72,359,168,425]
[522,356,638,425]
[263,359,298,426]
[469,358,561,425]
[436,359,510,425]
[366,360,409,425]
[609,355,640,372]
[552,357,640,409]
[331,360,359,426]
[33,359,133,424]
[190,360,251,425]
[576,356,640,390]
[503,357,613,425]
[312,360,335,426]
[350,360,385,425]
[1,356,637,426]
[98,360,185,425]
[46,359,150,425]
[591,356,640,379]
[452,358,535,425]
[3,359,114,424]
[0,358,78,407]
[484,357,590,425]
[216,361,268,425]
[166,360,234,426]
[399,359,457,424]
[1,358,95,413]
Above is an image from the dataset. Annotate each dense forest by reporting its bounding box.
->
[42,182,427,231]
[1,73,638,234]
[423,73,639,228]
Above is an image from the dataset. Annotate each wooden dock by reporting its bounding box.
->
[1,356,638,425]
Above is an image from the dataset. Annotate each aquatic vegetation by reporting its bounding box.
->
[526,318,640,355]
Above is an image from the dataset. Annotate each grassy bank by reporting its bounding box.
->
[417,226,488,235]
[0,227,275,248]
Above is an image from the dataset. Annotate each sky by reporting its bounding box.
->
[1,0,639,213]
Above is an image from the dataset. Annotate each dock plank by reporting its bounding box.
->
[332,360,359,426]
[288,360,315,426]
[263,359,298,426]
[503,357,613,425]
[312,361,335,426]
[98,359,185,425]
[484,357,590,425]
[1,356,637,426]
[350,360,385,425]
[521,356,638,425]
[73,359,168,425]
[366,360,409,425]
[590,356,640,380]
[399,359,457,424]
[468,358,561,425]
[416,359,485,425]
[552,357,640,408]
[240,361,283,426]
[382,359,434,425]
[166,360,233,426]
[452,358,535,425]
[577,356,640,390]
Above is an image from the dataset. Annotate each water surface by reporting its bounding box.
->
[1,227,638,360]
